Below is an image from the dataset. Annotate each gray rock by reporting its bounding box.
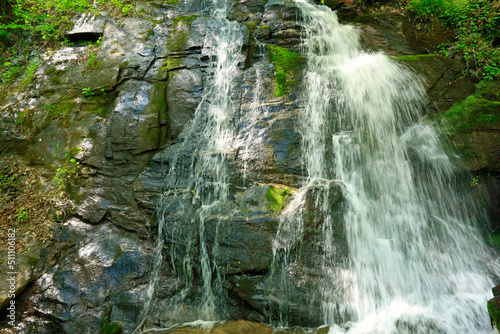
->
[25,219,153,334]
[65,14,106,40]
[166,68,203,138]
[0,241,45,311]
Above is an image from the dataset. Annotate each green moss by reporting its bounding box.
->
[168,16,199,52]
[159,58,184,72]
[268,44,303,97]
[165,0,179,4]
[349,13,376,24]
[172,15,199,24]
[489,234,500,250]
[243,20,260,35]
[28,257,39,266]
[114,245,123,262]
[44,97,77,118]
[101,322,122,334]
[391,54,437,61]
[91,106,109,116]
[432,82,500,137]
[119,60,129,69]
[488,299,500,333]
[476,81,500,101]
[266,186,292,213]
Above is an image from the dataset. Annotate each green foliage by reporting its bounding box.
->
[44,99,76,118]
[87,52,98,70]
[0,174,17,188]
[470,177,479,186]
[101,322,122,334]
[16,206,29,222]
[20,59,39,89]
[489,233,500,250]
[266,186,292,213]
[0,0,92,43]
[113,245,123,262]
[488,298,500,333]
[0,0,138,59]
[82,87,95,99]
[106,0,134,15]
[16,111,26,125]
[407,0,500,80]
[28,256,39,266]
[268,44,303,97]
[432,81,500,137]
[53,147,81,194]
[1,61,24,85]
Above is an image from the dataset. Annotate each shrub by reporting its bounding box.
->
[407,0,500,80]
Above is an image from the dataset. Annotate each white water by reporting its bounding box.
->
[135,0,244,330]
[271,0,500,333]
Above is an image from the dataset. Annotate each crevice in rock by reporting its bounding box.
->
[65,32,103,46]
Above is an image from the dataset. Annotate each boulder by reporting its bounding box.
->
[65,14,106,43]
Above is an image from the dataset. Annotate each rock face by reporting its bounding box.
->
[489,285,500,333]
[0,0,498,333]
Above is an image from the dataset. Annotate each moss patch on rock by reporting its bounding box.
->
[489,233,500,250]
[268,44,303,97]
[101,321,122,334]
[168,15,199,52]
[266,185,291,212]
[488,297,500,333]
[159,58,185,72]
[432,81,500,136]
[431,80,500,170]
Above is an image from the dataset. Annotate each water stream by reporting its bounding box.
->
[135,0,245,330]
[272,0,499,333]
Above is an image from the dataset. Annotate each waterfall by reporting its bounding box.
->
[271,0,499,333]
[135,0,245,330]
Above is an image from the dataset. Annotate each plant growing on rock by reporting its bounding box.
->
[54,147,81,195]
[20,58,39,89]
[16,206,29,222]
[266,186,292,212]
[82,87,95,99]
[268,44,303,97]
[407,0,500,80]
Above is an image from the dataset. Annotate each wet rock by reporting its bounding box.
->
[228,0,267,22]
[488,296,500,332]
[22,219,153,334]
[142,319,311,334]
[110,80,165,155]
[167,68,203,138]
[208,184,282,274]
[261,1,303,52]
[393,54,475,113]
[433,81,500,172]
[351,11,454,56]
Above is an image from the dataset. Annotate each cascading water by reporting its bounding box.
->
[272,0,499,333]
[135,0,245,330]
